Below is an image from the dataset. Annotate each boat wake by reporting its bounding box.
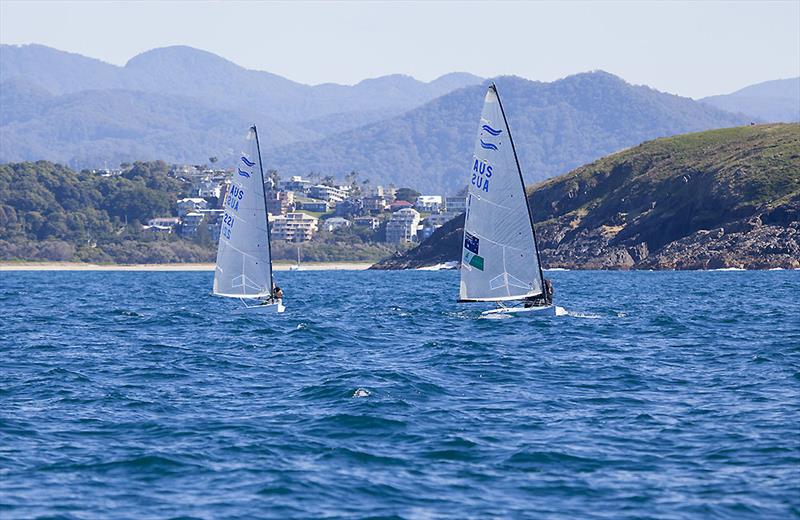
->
[555,306,604,319]
[416,261,459,271]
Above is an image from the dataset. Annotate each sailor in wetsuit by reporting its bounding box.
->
[260,285,283,305]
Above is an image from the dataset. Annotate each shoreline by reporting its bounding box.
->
[0,261,373,272]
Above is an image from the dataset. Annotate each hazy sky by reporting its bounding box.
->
[1,0,798,98]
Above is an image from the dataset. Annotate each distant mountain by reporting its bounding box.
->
[0,44,483,166]
[0,44,482,123]
[700,78,800,122]
[268,72,751,194]
[372,124,800,271]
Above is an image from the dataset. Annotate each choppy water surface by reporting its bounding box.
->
[1,270,799,518]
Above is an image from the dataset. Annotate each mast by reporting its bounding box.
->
[491,83,546,296]
[251,124,275,292]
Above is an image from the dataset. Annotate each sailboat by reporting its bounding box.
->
[458,84,554,316]
[289,244,302,271]
[213,125,285,313]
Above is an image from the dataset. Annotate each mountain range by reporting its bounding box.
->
[700,78,800,123]
[1,44,796,193]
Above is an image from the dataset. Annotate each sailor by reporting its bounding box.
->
[273,285,283,301]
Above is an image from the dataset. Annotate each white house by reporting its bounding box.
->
[177,198,208,217]
[308,184,347,203]
[415,195,443,213]
[386,208,421,243]
[271,212,319,242]
[324,217,351,232]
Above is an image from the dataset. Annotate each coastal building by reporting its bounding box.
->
[147,217,181,228]
[142,224,173,237]
[363,195,389,213]
[445,195,467,214]
[415,195,443,213]
[386,208,421,243]
[143,217,179,237]
[177,198,208,217]
[354,216,380,230]
[295,199,330,213]
[266,190,295,216]
[271,212,319,242]
[335,198,364,217]
[365,185,386,198]
[308,184,347,203]
[194,178,222,199]
[389,200,414,212]
[323,217,351,232]
[280,175,312,195]
[180,212,205,237]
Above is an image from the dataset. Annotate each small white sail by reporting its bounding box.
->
[213,126,274,299]
[459,85,544,302]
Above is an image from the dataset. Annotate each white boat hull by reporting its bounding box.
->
[237,301,285,314]
[481,304,556,317]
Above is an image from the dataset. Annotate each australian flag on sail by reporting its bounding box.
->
[464,232,480,254]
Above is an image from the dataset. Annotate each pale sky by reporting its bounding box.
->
[1,0,798,98]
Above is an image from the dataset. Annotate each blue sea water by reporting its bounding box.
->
[1,269,799,519]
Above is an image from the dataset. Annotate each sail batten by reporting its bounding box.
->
[213,126,273,298]
[459,85,544,302]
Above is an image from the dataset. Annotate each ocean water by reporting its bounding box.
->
[1,270,799,519]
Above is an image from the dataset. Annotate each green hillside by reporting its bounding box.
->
[373,124,800,270]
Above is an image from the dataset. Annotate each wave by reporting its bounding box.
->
[237,168,251,178]
[416,261,459,271]
[240,156,255,167]
[479,140,498,150]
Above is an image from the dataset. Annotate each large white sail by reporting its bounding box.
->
[459,85,544,302]
[213,126,274,299]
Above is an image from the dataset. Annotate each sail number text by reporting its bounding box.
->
[471,158,493,192]
[226,185,245,211]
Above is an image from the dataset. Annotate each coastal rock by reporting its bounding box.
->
[371,124,800,271]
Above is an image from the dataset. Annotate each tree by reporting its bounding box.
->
[395,187,420,203]
[209,156,218,164]
[322,175,336,187]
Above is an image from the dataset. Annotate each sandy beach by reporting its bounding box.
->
[0,262,373,271]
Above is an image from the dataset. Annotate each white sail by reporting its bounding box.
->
[213,126,273,299]
[459,85,544,302]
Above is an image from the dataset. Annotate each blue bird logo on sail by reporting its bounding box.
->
[480,140,498,151]
[240,156,255,167]
[481,124,502,136]
[237,168,251,178]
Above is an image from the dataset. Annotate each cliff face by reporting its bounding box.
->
[371,124,800,270]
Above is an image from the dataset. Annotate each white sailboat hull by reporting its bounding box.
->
[236,301,285,314]
[481,304,556,317]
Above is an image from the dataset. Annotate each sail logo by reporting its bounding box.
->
[480,140,498,151]
[471,158,492,192]
[481,124,502,136]
[241,156,255,167]
[237,168,251,178]
[463,232,485,271]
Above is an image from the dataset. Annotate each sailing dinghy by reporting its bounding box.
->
[213,125,284,313]
[458,84,554,316]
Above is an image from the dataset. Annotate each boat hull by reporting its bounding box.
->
[237,301,285,314]
[481,304,555,317]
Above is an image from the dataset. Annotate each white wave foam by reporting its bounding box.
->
[416,261,459,271]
